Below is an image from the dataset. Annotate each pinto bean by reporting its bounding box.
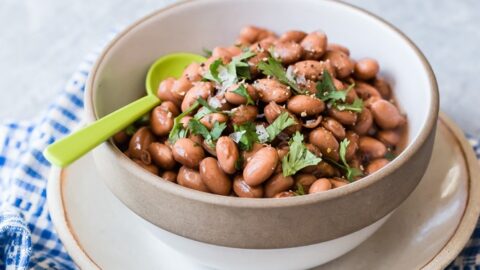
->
[225,84,258,105]
[172,138,205,168]
[157,77,184,106]
[211,46,234,63]
[254,78,291,103]
[327,43,350,55]
[345,131,359,161]
[159,101,180,117]
[309,127,339,161]
[243,146,279,186]
[291,60,335,81]
[181,82,214,112]
[237,25,275,45]
[366,158,389,174]
[280,30,307,43]
[231,105,258,125]
[302,115,323,129]
[373,78,392,99]
[264,101,285,123]
[309,178,332,194]
[287,95,325,116]
[199,157,232,195]
[323,50,354,78]
[247,51,269,77]
[353,108,373,135]
[370,99,405,130]
[233,175,264,198]
[359,137,387,159]
[377,130,401,146]
[134,160,159,175]
[274,191,296,198]
[180,116,192,129]
[321,117,346,140]
[128,127,155,160]
[301,31,327,60]
[272,41,303,65]
[161,171,177,182]
[216,136,240,174]
[150,106,174,136]
[330,178,349,188]
[200,113,228,130]
[177,166,209,192]
[242,143,265,164]
[265,173,294,198]
[328,108,358,125]
[113,131,128,145]
[354,58,379,80]
[294,174,317,191]
[148,142,176,170]
[182,62,203,82]
[355,82,381,100]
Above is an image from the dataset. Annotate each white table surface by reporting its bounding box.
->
[1,0,479,135]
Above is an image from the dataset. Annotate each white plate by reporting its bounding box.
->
[47,114,480,270]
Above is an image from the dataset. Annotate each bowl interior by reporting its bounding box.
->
[90,0,434,162]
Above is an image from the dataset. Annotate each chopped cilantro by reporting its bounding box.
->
[385,151,396,161]
[327,139,363,182]
[293,183,306,196]
[232,84,255,105]
[282,132,322,177]
[202,50,256,88]
[257,56,304,94]
[266,112,296,141]
[231,122,259,151]
[316,71,363,113]
[168,101,200,144]
[202,48,212,58]
[188,118,226,148]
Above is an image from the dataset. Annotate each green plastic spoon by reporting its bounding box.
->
[43,52,206,167]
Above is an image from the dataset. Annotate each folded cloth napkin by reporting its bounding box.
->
[0,52,479,269]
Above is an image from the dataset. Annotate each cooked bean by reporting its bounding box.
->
[157,78,184,106]
[150,106,174,136]
[148,142,176,170]
[322,117,345,140]
[264,101,285,123]
[353,108,373,135]
[233,175,264,198]
[302,115,323,129]
[225,83,258,105]
[208,95,232,111]
[180,116,192,128]
[134,160,159,175]
[294,174,317,191]
[243,146,279,186]
[309,127,339,161]
[370,100,406,130]
[231,105,258,125]
[211,46,234,63]
[159,101,180,117]
[200,113,228,130]
[292,60,334,81]
[199,157,232,195]
[301,31,327,60]
[177,166,209,192]
[247,51,269,77]
[182,62,203,82]
[181,82,214,112]
[359,137,387,159]
[202,140,217,157]
[161,171,177,182]
[373,78,392,99]
[330,178,349,188]
[280,30,307,43]
[113,131,128,145]
[323,50,354,78]
[264,173,294,198]
[345,131,359,161]
[216,136,239,174]
[272,41,303,65]
[366,158,389,174]
[237,25,275,44]
[309,178,332,194]
[128,127,155,159]
[311,161,340,178]
[274,191,296,198]
[287,95,325,116]
[172,138,205,168]
[327,43,350,55]
[328,108,358,125]
[354,58,379,80]
[377,130,401,146]
[355,82,381,100]
[254,78,291,103]
[242,143,265,164]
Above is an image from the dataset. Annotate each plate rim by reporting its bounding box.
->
[46,113,480,270]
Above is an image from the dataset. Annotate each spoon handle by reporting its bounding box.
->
[43,95,160,167]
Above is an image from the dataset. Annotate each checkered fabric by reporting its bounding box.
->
[0,50,479,269]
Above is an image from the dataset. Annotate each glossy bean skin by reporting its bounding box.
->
[113,131,128,145]
[323,50,354,79]
[128,127,155,160]
[366,158,389,174]
[254,79,291,103]
[309,178,332,194]
[309,127,339,161]
[243,146,279,186]
[150,106,174,136]
[300,31,327,60]
[230,105,258,125]
[373,78,392,99]
[279,30,307,43]
[370,100,405,129]
[177,166,210,192]
[359,136,387,159]
[273,191,296,198]
[330,178,349,188]
[148,142,176,170]
[272,41,303,65]
[287,95,325,116]
[328,108,358,126]
[264,173,294,198]
[134,160,159,175]
[161,171,177,182]
[157,78,185,106]
[225,84,258,105]
[199,157,232,195]
[237,25,275,45]
[159,101,180,117]
[345,131,359,161]
[216,136,240,174]
[182,62,203,82]
[181,82,214,112]
[172,138,205,168]
[302,115,323,129]
[291,60,334,81]
[321,117,346,140]
[354,58,379,80]
[200,113,228,130]
[242,143,265,164]
[353,108,373,135]
[377,130,401,147]
[264,101,285,123]
[233,175,264,198]
[327,43,350,55]
[355,82,381,100]
[294,174,317,191]
[211,46,235,63]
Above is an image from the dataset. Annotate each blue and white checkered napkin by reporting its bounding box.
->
[0,52,479,269]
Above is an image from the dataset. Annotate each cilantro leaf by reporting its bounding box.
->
[257,56,304,94]
[202,50,256,87]
[336,98,364,113]
[232,84,255,105]
[194,98,221,119]
[125,125,137,136]
[329,139,363,182]
[231,122,259,151]
[202,59,223,83]
[266,112,296,141]
[315,71,363,113]
[202,48,212,58]
[385,151,396,161]
[282,132,322,177]
[168,101,201,144]
[188,118,226,148]
[293,183,306,196]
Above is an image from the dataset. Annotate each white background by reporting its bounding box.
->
[1,0,479,134]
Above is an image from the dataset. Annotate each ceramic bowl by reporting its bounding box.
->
[84,0,439,269]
